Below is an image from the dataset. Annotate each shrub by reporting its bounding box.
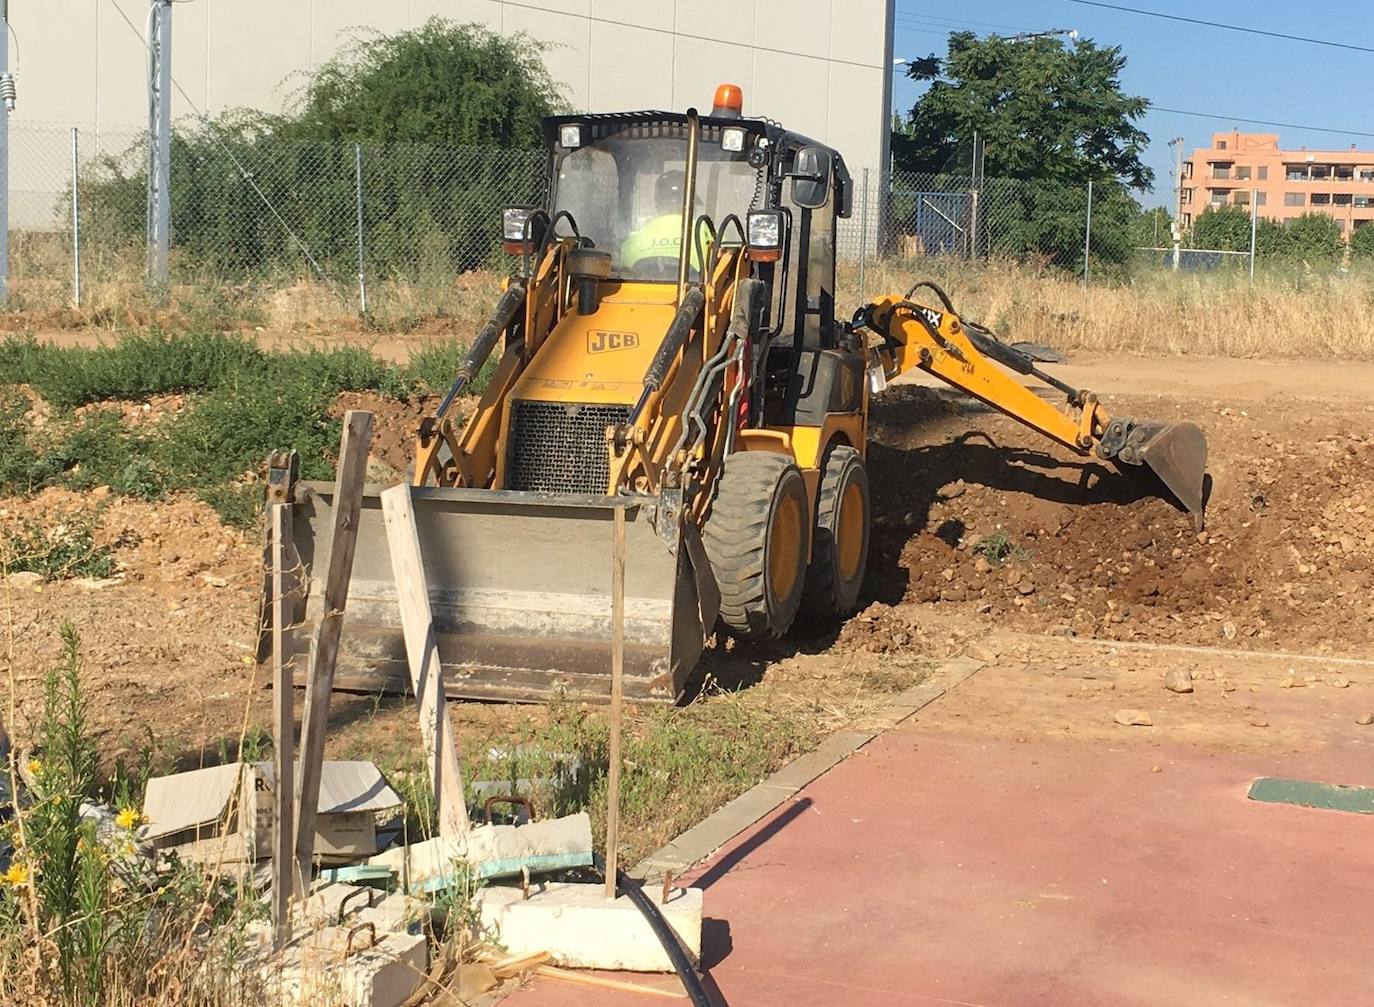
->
[1,519,115,581]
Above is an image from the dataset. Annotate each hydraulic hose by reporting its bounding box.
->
[630,285,706,426]
[593,853,714,1007]
[435,278,526,418]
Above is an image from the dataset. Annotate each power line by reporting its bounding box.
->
[1068,1,1374,55]
[1150,106,1374,141]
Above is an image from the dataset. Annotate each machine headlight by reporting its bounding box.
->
[502,205,537,253]
[721,126,746,153]
[560,123,584,149]
[746,209,784,262]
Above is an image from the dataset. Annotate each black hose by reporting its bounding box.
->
[593,853,714,1007]
[903,279,956,313]
[435,279,526,417]
[642,287,707,396]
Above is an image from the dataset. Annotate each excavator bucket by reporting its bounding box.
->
[287,483,712,704]
[1127,421,1210,530]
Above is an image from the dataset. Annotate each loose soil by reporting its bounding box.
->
[3,354,1372,848]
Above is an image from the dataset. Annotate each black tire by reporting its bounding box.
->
[802,445,870,617]
[703,451,810,639]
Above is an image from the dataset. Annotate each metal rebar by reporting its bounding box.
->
[354,143,367,314]
[71,127,81,306]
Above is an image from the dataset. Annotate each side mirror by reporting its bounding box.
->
[790,146,832,209]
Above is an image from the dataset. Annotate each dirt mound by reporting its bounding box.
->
[859,385,1374,655]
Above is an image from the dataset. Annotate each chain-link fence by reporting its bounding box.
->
[6,123,1161,318]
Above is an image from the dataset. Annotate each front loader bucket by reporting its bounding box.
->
[288,484,709,704]
[1128,421,1210,530]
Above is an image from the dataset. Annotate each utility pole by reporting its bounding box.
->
[147,0,172,287]
[0,0,15,302]
[1168,136,1185,222]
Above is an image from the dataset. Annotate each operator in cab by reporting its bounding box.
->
[619,170,705,274]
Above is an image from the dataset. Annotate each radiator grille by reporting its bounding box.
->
[506,400,631,495]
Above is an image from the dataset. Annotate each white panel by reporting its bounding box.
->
[757,0,829,60]
[828,0,885,66]
[590,0,674,32]
[751,49,828,142]
[507,0,593,16]
[825,63,884,175]
[409,0,503,30]
[501,4,591,111]
[95,0,151,128]
[206,0,312,115]
[21,0,99,126]
[589,22,673,111]
[673,0,755,46]
[167,0,210,118]
[671,36,754,117]
[311,0,408,66]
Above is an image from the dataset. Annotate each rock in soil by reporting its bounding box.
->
[1114,709,1153,727]
[1357,713,1374,727]
[1163,669,1194,694]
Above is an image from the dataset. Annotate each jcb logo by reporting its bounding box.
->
[588,331,639,354]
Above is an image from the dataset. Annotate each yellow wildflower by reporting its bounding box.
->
[25,758,40,777]
[3,862,28,886]
[115,807,145,830]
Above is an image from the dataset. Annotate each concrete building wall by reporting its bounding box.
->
[1180,131,1374,237]
[13,0,895,181]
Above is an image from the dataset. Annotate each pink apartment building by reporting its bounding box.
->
[1180,131,1374,236]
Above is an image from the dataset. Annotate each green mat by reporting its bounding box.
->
[1247,777,1374,815]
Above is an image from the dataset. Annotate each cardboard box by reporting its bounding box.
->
[143,761,402,865]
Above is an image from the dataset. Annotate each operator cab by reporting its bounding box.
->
[502,85,853,428]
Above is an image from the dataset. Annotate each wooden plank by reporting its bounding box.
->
[293,410,374,889]
[269,503,294,949]
[604,504,626,899]
[535,965,686,1000]
[380,482,470,837]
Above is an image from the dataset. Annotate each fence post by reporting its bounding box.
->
[354,143,367,314]
[147,0,172,287]
[1082,180,1093,288]
[0,0,10,302]
[71,128,81,307]
[1249,188,1258,287]
[858,167,869,303]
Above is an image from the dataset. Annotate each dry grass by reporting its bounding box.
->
[8,234,1374,360]
[841,257,1374,360]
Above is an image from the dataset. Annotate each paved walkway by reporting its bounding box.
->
[508,722,1374,1006]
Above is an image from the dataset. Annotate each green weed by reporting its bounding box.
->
[973,529,1014,566]
[2,519,115,581]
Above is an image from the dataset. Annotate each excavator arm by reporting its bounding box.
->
[860,284,1209,529]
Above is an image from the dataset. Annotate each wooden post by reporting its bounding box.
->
[380,482,470,837]
[294,411,374,891]
[269,502,294,950]
[604,504,626,899]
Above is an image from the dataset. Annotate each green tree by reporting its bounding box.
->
[1283,213,1343,263]
[1189,206,1252,252]
[894,32,1152,188]
[891,32,1152,270]
[285,20,565,149]
[1351,223,1374,260]
[79,19,562,280]
[1132,206,1174,248]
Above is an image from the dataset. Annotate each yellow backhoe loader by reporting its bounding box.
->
[274,86,1208,704]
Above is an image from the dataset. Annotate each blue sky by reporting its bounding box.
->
[889,2,1371,207]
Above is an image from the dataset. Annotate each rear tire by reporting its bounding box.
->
[802,445,870,618]
[703,451,809,639]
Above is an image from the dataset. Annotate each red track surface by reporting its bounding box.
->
[508,722,1374,1006]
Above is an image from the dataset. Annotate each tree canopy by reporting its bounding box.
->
[893,32,1152,190]
[284,20,567,149]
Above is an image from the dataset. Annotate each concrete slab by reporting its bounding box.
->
[507,727,1374,1005]
[480,881,702,972]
